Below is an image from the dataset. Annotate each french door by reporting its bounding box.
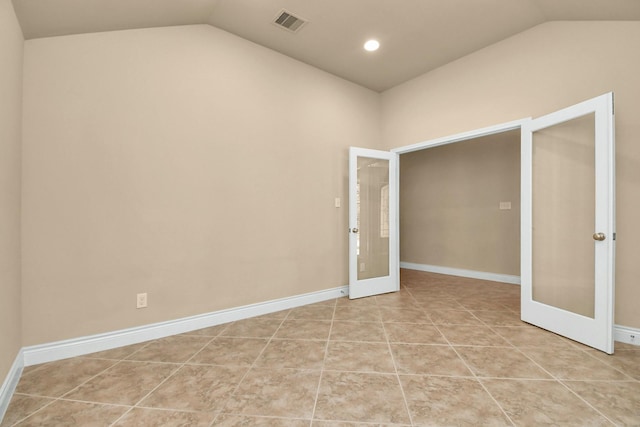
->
[521,93,615,354]
[348,147,399,299]
[348,93,615,353]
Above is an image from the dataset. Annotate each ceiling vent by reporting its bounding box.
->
[273,9,307,33]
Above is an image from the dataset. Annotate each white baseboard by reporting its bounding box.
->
[400,262,521,285]
[614,325,640,346]
[0,349,24,423]
[22,285,348,367]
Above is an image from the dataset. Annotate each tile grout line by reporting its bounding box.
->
[433,323,517,426]
[6,341,163,427]
[30,356,130,420]
[384,285,429,426]
[77,339,174,424]
[5,396,56,426]
[106,334,221,426]
[207,309,294,426]
[381,317,415,426]
[404,270,636,424]
[580,344,640,379]
[471,310,587,425]
[555,377,621,425]
[102,325,232,426]
[480,318,620,425]
[308,297,338,426]
[13,355,134,427]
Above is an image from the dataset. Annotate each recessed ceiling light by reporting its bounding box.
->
[364,39,380,52]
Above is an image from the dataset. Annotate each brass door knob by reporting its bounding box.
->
[593,232,606,241]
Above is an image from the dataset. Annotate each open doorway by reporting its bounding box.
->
[398,129,521,285]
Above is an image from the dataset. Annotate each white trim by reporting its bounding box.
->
[391,118,529,155]
[400,262,520,285]
[0,349,24,422]
[614,325,640,347]
[22,285,348,367]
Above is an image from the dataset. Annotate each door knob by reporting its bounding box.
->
[593,232,606,241]
[351,228,359,233]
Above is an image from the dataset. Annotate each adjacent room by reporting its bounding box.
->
[2,0,640,425]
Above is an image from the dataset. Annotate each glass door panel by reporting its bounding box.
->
[532,113,595,318]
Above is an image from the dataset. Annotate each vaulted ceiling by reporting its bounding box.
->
[12,0,640,91]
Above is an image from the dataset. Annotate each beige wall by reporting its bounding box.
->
[21,24,381,345]
[400,131,520,275]
[12,19,640,349]
[0,0,23,380]
[382,21,640,328]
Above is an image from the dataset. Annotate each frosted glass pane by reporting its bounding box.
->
[532,113,595,318]
[357,157,390,280]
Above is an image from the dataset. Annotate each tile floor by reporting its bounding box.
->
[3,269,640,426]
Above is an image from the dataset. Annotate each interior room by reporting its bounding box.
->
[2,0,640,425]
[399,131,521,280]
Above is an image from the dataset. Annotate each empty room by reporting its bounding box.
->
[2,0,640,425]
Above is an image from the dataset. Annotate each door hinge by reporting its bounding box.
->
[612,92,615,115]
[613,232,616,241]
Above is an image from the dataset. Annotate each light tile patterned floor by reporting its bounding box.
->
[3,269,640,426]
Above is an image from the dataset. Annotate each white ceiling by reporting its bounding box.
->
[12,0,640,91]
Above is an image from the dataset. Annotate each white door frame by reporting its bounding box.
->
[391,119,529,156]
[391,118,530,282]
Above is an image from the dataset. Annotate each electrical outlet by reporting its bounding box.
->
[136,293,148,309]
